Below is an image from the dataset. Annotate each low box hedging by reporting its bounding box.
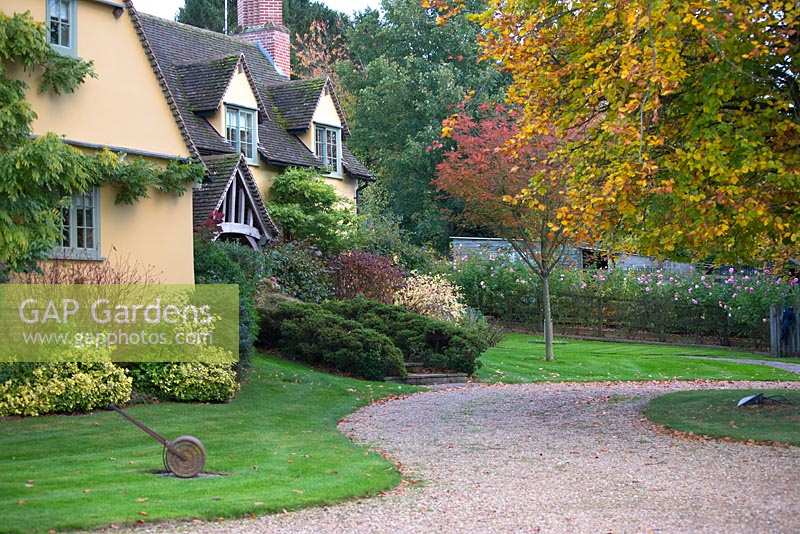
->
[0,362,132,417]
[258,301,406,380]
[129,362,239,403]
[322,298,485,375]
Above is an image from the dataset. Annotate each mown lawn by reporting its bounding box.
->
[645,389,800,446]
[477,334,800,383]
[0,355,418,533]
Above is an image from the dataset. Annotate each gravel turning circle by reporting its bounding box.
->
[132,381,800,534]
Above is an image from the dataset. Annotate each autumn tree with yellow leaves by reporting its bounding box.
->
[428,0,799,266]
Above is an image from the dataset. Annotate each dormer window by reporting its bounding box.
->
[226,106,258,164]
[315,124,342,176]
[47,0,77,56]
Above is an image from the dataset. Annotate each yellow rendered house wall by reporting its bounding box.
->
[99,184,195,284]
[5,0,190,158]
[209,65,260,134]
[249,164,282,200]
[3,1,195,283]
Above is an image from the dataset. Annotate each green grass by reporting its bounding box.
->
[0,355,418,533]
[645,389,800,446]
[477,334,800,383]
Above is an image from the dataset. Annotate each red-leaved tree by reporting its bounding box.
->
[434,103,599,360]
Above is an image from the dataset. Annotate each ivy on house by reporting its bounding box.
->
[94,150,204,206]
[0,11,204,273]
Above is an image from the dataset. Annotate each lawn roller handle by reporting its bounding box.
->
[107,404,187,461]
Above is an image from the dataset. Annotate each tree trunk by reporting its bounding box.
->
[542,274,555,361]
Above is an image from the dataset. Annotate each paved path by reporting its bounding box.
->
[133,380,800,534]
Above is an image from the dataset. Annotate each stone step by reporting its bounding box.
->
[385,373,469,386]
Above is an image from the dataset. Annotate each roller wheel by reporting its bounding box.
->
[163,436,206,478]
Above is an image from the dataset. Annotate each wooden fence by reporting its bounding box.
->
[770,304,800,357]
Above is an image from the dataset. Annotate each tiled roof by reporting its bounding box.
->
[193,154,238,227]
[176,55,241,112]
[267,78,350,135]
[342,144,374,180]
[195,154,279,240]
[267,78,326,130]
[134,9,371,176]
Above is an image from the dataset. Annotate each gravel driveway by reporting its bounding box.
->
[132,381,800,534]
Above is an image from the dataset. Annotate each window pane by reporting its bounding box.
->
[241,129,251,157]
[60,23,70,47]
[60,0,70,21]
[227,109,240,151]
[50,22,60,45]
[76,207,85,228]
[84,198,94,249]
[326,129,338,170]
[244,111,255,159]
[61,208,70,247]
[316,128,325,161]
[77,223,85,248]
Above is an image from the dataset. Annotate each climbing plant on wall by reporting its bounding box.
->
[0,12,204,273]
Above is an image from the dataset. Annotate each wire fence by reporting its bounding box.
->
[492,292,770,351]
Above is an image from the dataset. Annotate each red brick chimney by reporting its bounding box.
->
[237,0,291,78]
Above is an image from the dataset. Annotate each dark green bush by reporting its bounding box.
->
[194,238,260,364]
[211,240,270,283]
[322,297,485,375]
[258,301,406,381]
[264,242,333,303]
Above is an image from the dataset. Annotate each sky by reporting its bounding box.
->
[132,0,381,20]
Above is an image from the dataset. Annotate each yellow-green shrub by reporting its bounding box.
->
[130,362,239,403]
[0,362,132,417]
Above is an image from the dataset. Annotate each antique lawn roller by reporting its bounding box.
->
[108,404,206,478]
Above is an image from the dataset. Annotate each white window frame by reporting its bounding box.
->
[46,0,77,57]
[314,123,343,177]
[225,105,258,165]
[52,188,101,261]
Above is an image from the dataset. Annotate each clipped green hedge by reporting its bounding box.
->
[322,298,486,375]
[258,301,406,381]
[130,363,239,403]
[0,363,132,417]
